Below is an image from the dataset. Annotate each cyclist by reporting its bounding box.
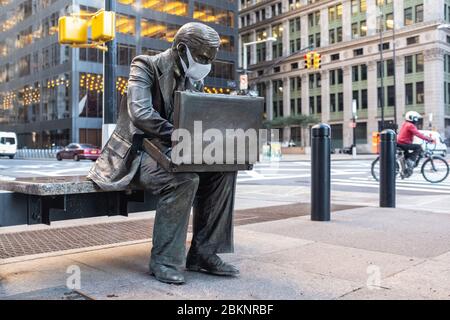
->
[397,111,435,169]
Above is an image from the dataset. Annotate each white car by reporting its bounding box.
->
[0,132,17,159]
[413,130,448,157]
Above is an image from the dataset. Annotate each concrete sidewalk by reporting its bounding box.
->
[1,206,450,300]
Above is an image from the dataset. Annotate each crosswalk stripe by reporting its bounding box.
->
[332,178,450,192]
[331,181,450,194]
[349,176,450,187]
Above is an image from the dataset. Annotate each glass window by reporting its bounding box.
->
[328,6,336,21]
[361,89,368,109]
[405,55,413,74]
[361,64,367,80]
[193,2,234,27]
[405,83,413,105]
[416,4,423,23]
[387,85,395,106]
[360,0,367,12]
[416,53,424,73]
[404,7,413,26]
[386,59,394,77]
[351,0,359,15]
[352,66,359,82]
[338,93,344,111]
[141,0,188,16]
[416,81,424,104]
[360,21,367,37]
[116,14,135,35]
[330,93,336,112]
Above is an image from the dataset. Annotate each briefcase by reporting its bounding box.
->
[143,91,264,172]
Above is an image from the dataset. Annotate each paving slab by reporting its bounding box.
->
[239,207,450,258]
[248,242,423,283]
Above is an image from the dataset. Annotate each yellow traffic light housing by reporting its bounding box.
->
[313,52,322,70]
[58,16,88,45]
[304,52,312,69]
[58,9,115,51]
[92,11,115,42]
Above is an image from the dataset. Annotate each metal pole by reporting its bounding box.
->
[379,129,396,208]
[311,123,331,221]
[379,11,385,132]
[243,43,248,73]
[392,2,398,128]
[102,0,117,145]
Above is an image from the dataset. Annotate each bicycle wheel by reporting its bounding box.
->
[371,156,401,182]
[421,156,450,183]
[371,157,380,181]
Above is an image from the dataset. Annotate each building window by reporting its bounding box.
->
[407,36,419,45]
[405,55,414,74]
[117,44,136,66]
[405,83,414,105]
[353,48,364,56]
[416,53,424,73]
[416,81,424,104]
[338,92,344,111]
[361,89,368,109]
[330,93,336,112]
[194,2,234,27]
[404,7,413,26]
[416,4,424,23]
[331,53,340,61]
[387,85,395,106]
[116,14,136,35]
[352,66,359,82]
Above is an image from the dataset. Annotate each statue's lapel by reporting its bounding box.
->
[155,50,175,121]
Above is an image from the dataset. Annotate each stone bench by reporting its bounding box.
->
[0,176,156,226]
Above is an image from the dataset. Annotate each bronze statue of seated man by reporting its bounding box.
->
[88,22,238,285]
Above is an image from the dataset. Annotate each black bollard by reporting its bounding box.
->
[380,129,396,208]
[311,123,331,221]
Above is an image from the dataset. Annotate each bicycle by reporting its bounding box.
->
[371,141,450,183]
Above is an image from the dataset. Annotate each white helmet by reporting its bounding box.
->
[405,111,422,123]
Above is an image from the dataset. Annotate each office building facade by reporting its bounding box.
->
[0,0,238,148]
[239,0,450,151]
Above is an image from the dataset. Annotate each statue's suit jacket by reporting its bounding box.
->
[88,49,182,191]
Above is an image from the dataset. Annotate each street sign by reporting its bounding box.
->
[240,74,248,90]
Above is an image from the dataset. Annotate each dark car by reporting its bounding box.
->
[56,143,101,161]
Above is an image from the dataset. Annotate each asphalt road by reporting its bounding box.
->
[1,157,450,195]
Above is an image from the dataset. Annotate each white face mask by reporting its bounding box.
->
[178,43,212,81]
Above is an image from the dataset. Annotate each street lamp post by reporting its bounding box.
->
[102,0,117,147]
[379,8,385,132]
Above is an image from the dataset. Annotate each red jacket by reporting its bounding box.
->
[397,121,432,144]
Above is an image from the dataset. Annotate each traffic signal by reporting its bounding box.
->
[91,10,116,42]
[313,52,321,70]
[58,16,88,44]
[304,52,312,69]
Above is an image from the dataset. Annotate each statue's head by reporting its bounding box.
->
[172,22,221,81]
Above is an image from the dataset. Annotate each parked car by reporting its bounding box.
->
[0,132,17,159]
[56,143,101,161]
[413,130,448,157]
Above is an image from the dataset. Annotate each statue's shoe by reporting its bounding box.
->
[186,253,239,277]
[150,263,185,284]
